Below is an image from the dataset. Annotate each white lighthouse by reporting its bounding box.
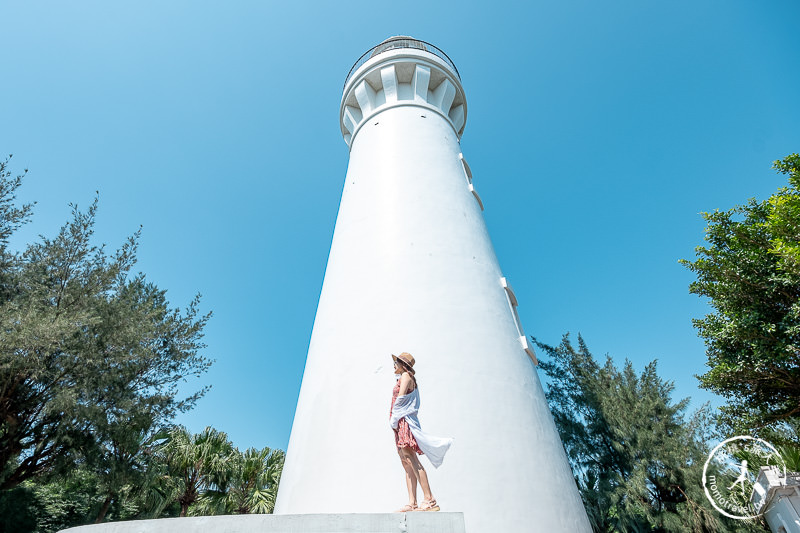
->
[274,37,591,533]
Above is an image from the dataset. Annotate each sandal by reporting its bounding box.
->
[418,498,440,512]
[395,504,417,512]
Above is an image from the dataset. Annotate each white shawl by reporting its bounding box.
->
[390,387,453,468]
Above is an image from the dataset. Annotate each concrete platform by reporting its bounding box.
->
[59,513,466,533]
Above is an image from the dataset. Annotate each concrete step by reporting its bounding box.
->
[60,512,466,533]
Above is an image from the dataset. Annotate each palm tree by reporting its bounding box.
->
[193,446,285,515]
[89,424,161,523]
[161,426,235,517]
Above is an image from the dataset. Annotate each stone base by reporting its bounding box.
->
[60,513,466,533]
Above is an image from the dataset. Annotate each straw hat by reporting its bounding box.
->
[392,352,416,373]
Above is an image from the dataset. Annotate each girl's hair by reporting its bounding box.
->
[398,361,417,390]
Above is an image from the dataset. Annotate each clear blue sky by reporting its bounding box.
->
[1,1,798,452]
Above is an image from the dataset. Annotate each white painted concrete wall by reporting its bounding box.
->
[753,467,800,533]
[765,497,800,533]
[275,39,591,533]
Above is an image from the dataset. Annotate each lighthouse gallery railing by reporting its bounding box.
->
[343,37,460,93]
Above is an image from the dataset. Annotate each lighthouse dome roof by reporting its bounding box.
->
[370,36,428,58]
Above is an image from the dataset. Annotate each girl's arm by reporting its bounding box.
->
[398,372,412,395]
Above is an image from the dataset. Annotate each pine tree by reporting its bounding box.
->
[536,334,766,532]
[0,156,212,497]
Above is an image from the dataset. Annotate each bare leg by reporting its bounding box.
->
[397,447,418,508]
[407,451,434,503]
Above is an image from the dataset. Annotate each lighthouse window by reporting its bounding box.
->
[469,184,484,211]
[459,153,483,210]
[520,336,538,365]
[458,153,473,184]
[501,277,538,365]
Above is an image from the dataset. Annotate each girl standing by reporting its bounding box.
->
[389,352,453,512]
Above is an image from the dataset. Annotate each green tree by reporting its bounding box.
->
[0,155,33,250]
[160,426,236,517]
[536,334,763,533]
[765,154,800,271]
[0,466,110,533]
[127,446,183,520]
[0,483,38,533]
[0,157,212,495]
[680,154,800,434]
[195,446,285,515]
[29,467,108,533]
[86,426,168,522]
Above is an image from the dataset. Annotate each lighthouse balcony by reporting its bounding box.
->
[340,37,467,147]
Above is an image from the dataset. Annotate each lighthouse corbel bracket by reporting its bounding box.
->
[340,41,467,148]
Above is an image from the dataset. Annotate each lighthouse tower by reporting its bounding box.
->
[274,37,591,532]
